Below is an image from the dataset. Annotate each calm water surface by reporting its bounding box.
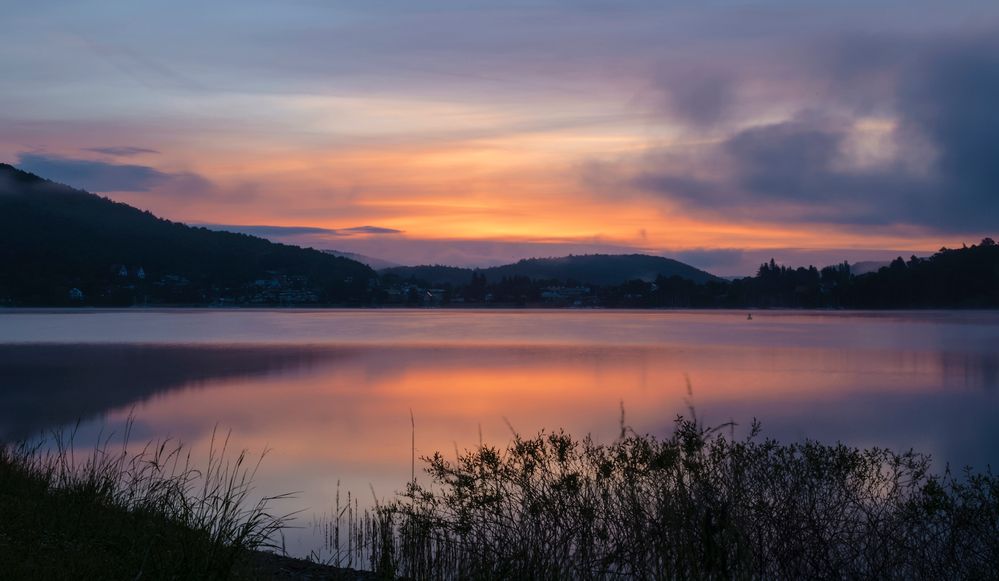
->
[1,309,997,555]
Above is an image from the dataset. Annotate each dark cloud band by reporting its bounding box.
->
[84,146,160,157]
[630,33,999,233]
[16,153,208,194]
[201,224,403,238]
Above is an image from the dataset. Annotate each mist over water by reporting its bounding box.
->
[1,309,997,556]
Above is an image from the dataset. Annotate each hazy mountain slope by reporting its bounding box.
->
[323,250,400,270]
[488,254,720,285]
[850,261,891,275]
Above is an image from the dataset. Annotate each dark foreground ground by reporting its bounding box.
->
[0,437,382,580]
[249,552,377,580]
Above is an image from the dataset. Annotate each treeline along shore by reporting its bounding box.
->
[379,240,999,309]
[2,163,997,308]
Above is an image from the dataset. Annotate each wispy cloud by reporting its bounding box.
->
[336,225,403,235]
[200,224,403,238]
[16,153,209,194]
[84,146,160,157]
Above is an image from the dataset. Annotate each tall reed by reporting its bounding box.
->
[321,415,998,580]
[0,421,293,580]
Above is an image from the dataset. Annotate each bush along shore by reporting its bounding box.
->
[3,416,999,580]
[329,416,999,580]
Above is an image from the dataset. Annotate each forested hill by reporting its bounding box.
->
[382,254,721,287]
[378,242,998,308]
[607,241,999,309]
[0,164,375,306]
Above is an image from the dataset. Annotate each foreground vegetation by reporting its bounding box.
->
[3,415,998,579]
[328,416,999,579]
[0,426,292,580]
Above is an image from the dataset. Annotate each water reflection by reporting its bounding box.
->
[0,344,351,440]
[1,310,997,556]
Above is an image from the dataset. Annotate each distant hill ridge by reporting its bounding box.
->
[0,163,375,306]
[322,249,401,271]
[382,254,721,287]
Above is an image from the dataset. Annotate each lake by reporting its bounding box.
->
[1,309,997,556]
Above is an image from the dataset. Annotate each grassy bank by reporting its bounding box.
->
[0,426,295,580]
[332,416,999,579]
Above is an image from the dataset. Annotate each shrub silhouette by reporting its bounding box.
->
[329,416,998,579]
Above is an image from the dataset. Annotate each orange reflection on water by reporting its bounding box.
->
[87,341,997,553]
[3,310,997,556]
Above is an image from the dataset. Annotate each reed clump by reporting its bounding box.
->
[336,416,998,580]
[0,425,292,580]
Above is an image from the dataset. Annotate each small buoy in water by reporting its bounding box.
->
[747,313,753,320]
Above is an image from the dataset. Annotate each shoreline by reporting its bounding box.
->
[248,551,377,580]
[2,305,998,312]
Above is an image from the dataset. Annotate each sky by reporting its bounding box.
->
[2,1,997,275]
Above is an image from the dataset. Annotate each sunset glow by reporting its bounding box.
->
[2,1,996,274]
